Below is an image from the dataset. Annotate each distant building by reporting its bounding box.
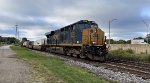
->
[131,39,147,44]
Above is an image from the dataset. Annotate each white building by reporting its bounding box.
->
[131,39,147,44]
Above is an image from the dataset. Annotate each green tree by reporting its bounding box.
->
[0,37,16,44]
[106,39,131,44]
[134,37,144,39]
[126,40,131,44]
[117,40,126,44]
[22,37,27,41]
[106,39,115,44]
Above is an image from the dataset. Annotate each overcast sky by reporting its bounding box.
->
[0,0,150,40]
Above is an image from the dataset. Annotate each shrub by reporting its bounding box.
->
[147,54,150,63]
[126,49,134,54]
[108,49,150,63]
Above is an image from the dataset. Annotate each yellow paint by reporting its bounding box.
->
[82,27,105,46]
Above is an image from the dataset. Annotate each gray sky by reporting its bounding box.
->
[0,0,150,40]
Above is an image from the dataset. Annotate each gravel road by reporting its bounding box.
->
[0,45,29,83]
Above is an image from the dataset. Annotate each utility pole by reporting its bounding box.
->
[142,20,149,44]
[15,25,18,39]
[18,31,20,40]
[109,19,117,46]
[15,25,18,44]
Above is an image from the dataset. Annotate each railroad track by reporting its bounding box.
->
[103,59,150,79]
[31,49,150,80]
[108,60,150,71]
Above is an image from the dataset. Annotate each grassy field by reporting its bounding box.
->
[11,46,112,83]
[108,48,150,63]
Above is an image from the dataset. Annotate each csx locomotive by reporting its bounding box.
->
[45,20,108,61]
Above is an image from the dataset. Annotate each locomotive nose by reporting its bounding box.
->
[90,28,99,45]
[82,27,105,46]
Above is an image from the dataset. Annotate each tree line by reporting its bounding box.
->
[0,36,16,44]
[106,36,150,44]
[106,39,131,44]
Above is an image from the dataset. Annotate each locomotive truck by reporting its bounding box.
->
[45,20,108,61]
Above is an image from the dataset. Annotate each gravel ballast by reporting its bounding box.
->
[33,50,150,83]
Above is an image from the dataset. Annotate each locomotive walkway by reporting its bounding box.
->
[0,45,29,83]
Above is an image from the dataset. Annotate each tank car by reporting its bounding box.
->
[45,20,108,61]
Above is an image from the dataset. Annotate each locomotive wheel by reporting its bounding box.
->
[48,50,51,53]
[49,48,52,53]
[87,53,94,60]
[65,49,72,56]
[46,48,51,53]
[79,54,86,58]
[99,56,106,62]
[72,54,78,57]
[78,49,86,58]
[87,53,105,61]
[72,49,80,58]
[66,50,70,56]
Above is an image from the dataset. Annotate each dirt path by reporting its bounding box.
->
[0,45,29,83]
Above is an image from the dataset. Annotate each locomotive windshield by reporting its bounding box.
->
[77,22,98,30]
[78,23,90,30]
[91,22,98,28]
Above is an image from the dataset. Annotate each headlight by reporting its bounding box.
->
[92,42,96,44]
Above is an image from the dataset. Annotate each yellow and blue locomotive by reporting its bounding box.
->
[45,20,107,61]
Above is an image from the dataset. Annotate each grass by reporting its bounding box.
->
[108,48,150,63]
[0,43,3,46]
[11,46,112,83]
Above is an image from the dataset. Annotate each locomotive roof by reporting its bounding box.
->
[45,32,51,36]
[45,20,97,36]
[62,20,96,28]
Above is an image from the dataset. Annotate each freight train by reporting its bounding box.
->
[23,20,108,61]
[23,39,46,50]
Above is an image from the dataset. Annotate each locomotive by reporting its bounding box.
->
[45,20,108,61]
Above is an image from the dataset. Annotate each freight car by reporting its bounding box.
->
[33,39,47,51]
[45,20,108,61]
[23,41,29,48]
[28,41,34,49]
